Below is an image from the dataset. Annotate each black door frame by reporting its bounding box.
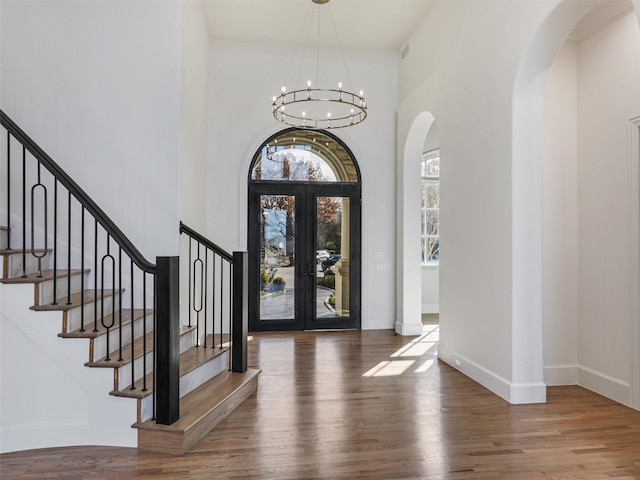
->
[248,181,361,331]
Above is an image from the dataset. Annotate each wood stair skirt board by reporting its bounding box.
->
[135,368,260,455]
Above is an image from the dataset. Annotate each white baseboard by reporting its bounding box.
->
[544,364,578,386]
[544,364,632,406]
[421,304,439,314]
[438,343,546,404]
[578,366,631,407]
[394,320,424,336]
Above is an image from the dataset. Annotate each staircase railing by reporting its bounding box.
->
[0,110,177,424]
[1,110,248,429]
[179,221,248,374]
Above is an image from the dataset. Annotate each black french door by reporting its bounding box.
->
[248,182,360,331]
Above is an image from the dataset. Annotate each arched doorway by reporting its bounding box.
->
[247,128,361,331]
[514,0,640,407]
[397,111,436,336]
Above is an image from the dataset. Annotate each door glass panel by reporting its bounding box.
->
[316,196,350,318]
[251,130,359,182]
[259,195,295,320]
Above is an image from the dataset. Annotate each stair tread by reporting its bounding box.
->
[134,368,260,433]
[0,248,50,254]
[30,289,121,311]
[111,332,224,399]
[58,308,151,338]
[0,268,89,284]
[86,331,154,367]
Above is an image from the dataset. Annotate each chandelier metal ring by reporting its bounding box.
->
[272,86,367,129]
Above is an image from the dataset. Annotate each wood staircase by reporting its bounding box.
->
[0,225,259,454]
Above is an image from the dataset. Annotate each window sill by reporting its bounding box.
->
[421,262,439,269]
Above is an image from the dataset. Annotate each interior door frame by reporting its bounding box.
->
[248,181,361,331]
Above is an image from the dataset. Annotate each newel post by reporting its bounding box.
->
[231,251,248,373]
[155,256,180,425]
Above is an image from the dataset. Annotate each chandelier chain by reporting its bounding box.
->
[271,0,367,129]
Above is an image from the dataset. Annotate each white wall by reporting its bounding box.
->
[180,0,209,229]
[0,0,182,452]
[399,1,548,402]
[421,266,439,313]
[207,39,398,330]
[179,0,210,331]
[0,0,182,259]
[542,38,579,386]
[396,0,639,404]
[543,5,640,407]
[576,7,640,403]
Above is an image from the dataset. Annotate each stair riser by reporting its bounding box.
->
[180,328,197,353]
[91,313,154,362]
[115,351,154,392]
[64,294,118,333]
[139,394,154,423]
[180,351,228,399]
[2,251,51,278]
[35,272,86,306]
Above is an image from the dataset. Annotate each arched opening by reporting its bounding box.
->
[397,111,437,336]
[247,128,362,332]
[514,0,640,407]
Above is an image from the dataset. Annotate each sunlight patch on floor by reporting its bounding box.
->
[363,324,439,377]
[362,360,416,377]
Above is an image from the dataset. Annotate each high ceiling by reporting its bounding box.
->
[201,0,434,50]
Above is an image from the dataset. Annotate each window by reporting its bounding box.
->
[250,129,359,183]
[421,150,439,264]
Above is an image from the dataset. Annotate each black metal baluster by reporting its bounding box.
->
[6,131,11,250]
[152,274,156,415]
[203,248,208,348]
[220,259,225,350]
[188,238,192,327]
[80,207,85,332]
[30,161,47,278]
[142,272,147,392]
[130,259,135,390]
[101,233,115,361]
[52,179,57,304]
[118,247,123,362]
[93,219,98,332]
[21,146,26,278]
[66,190,71,303]
[212,254,217,347]
[193,243,203,346]
[228,259,232,352]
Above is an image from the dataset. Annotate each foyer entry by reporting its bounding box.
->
[248,129,361,331]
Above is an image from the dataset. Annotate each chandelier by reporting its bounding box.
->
[271,0,367,130]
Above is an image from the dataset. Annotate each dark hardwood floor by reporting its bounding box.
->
[2,326,640,479]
